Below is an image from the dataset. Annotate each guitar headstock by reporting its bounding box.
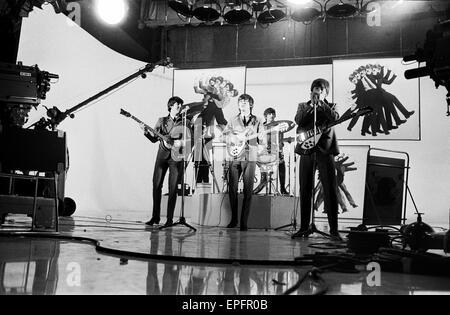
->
[120,108,131,117]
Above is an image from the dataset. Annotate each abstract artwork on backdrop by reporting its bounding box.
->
[332,58,420,140]
[173,66,247,125]
[315,145,370,221]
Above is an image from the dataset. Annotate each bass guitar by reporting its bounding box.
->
[120,108,186,151]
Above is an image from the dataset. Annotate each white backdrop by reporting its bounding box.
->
[18,6,450,226]
[18,6,173,217]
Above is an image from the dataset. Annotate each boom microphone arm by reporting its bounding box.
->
[30,57,173,130]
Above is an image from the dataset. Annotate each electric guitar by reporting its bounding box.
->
[296,107,373,154]
[226,121,294,158]
[120,108,185,151]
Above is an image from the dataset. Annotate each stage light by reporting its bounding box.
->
[290,0,322,23]
[96,0,127,25]
[251,0,269,12]
[257,8,286,24]
[223,1,252,25]
[192,0,222,22]
[168,0,193,18]
[325,0,358,19]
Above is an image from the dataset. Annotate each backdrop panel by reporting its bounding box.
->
[333,58,420,140]
[315,145,370,221]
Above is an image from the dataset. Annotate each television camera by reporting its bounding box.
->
[0,62,76,222]
[403,19,450,116]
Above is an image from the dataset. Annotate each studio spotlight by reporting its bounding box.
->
[168,0,194,18]
[257,2,286,24]
[96,0,127,25]
[290,0,323,23]
[223,1,252,25]
[325,0,358,19]
[251,0,269,12]
[193,0,222,22]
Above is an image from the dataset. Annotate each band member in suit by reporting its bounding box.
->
[253,107,289,195]
[142,96,189,227]
[291,79,342,241]
[222,94,263,231]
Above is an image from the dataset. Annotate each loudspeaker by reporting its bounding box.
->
[363,155,405,225]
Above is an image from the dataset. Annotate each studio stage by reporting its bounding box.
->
[0,194,344,265]
[160,193,299,230]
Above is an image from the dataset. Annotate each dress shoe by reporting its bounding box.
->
[280,189,289,196]
[164,219,173,227]
[405,111,415,119]
[397,119,407,125]
[291,229,310,239]
[240,225,248,231]
[227,221,238,228]
[145,217,160,226]
[330,231,343,242]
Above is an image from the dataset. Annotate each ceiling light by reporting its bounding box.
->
[257,8,286,24]
[168,0,193,18]
[223,1,252,25]
[96,0,127,25]
[192,0,222,22]
[326,0,358,19]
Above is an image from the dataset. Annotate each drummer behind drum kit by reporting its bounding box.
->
[217,119,297,195]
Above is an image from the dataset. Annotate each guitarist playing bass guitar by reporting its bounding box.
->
[141,96,191,227]
[292,79,342,241]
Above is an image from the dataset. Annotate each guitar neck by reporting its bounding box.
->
[326,107,372,129]
[245,127,278,141]
[129,115,168,142]
[301,108,372,138]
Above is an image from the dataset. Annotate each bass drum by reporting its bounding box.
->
[257,153,278,173]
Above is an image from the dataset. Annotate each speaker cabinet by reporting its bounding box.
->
[363,155,406,225]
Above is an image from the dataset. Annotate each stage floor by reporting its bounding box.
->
[1,214,450,295]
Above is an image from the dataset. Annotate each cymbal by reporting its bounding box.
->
[266,120,296,133]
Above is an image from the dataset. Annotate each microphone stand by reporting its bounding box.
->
[160,108,196,232]
[304,96,331,239]
[274,139,298,231]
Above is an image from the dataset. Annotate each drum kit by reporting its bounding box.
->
[181,101,298,196]
[211,119,297,195]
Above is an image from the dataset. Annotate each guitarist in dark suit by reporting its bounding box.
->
[142,96,189,227]
[222,94,263,231]
[292,79,342,241]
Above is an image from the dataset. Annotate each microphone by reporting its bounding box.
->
[312,93,321,105]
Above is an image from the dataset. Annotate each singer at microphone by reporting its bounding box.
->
[292,78,342,241]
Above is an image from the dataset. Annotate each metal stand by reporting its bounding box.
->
[160,110,196,232]
[274,141,298,231]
